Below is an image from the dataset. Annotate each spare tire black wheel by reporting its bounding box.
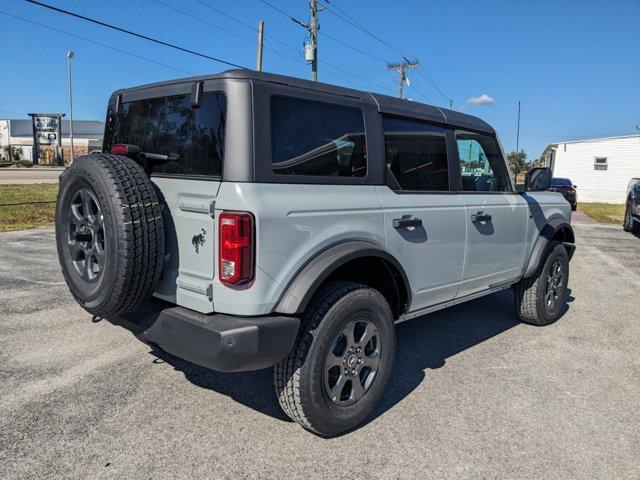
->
[55,153,164,317]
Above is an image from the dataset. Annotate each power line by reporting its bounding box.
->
[25,0,245,69]
[188,0,304,67]
[409,84,432,104]
[0,10,194,75]
[196,0,299,54]
[0,109,27,116]
[258,0,297,21]
[151,0,255,46]
[258,0,389,90]
[321,31,387,63]
[322,0,453,104]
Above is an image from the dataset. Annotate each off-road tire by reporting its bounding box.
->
[274,281,395,437]
[55,153,164,317]
[514,241,569,326]
[623,202,639,233]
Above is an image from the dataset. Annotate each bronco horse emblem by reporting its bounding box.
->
[191,228,206,254]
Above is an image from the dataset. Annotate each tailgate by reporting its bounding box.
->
[151,177,221,313]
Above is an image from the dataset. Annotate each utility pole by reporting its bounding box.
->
[293,0,322,81]
[66,50,75,164]
[256,21,264,72]
[516,100,521,152]
[386,59,419,99]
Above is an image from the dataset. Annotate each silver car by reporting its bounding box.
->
[55,70,575,436]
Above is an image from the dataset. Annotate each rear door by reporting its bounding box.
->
[452,130,529,297]
[103,83,228,313]
[377,116,466,311]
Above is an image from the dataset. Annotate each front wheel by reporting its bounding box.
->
[514,241,569,326]
[274,281,395,436]
[623,202,639,233]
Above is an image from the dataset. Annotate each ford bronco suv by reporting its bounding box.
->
[55,70,575,436]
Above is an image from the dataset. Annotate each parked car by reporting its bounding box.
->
[549,177,577,211]
[623,177,640,233]
[54,70,575,436]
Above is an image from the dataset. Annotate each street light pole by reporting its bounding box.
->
[66,50,75,164]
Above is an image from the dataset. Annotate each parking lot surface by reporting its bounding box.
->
[1,224,639,479]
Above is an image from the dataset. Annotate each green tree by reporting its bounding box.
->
[507,150,528,180]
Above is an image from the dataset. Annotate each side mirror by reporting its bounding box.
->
[525,167,552,192]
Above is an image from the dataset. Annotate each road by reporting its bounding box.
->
[1,224,639,479]
[0,168,64,185]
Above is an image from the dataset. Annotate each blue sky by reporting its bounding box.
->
[1,0,638,158]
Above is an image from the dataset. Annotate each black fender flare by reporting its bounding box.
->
[274,241,411,315]
[523,219,575,278]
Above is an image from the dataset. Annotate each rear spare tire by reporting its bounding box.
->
[55,153,164,317]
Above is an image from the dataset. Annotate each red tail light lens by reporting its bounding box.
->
[110,144,129,155]
[218,211,254,285]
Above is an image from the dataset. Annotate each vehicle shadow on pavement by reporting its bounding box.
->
[107,288,574,430]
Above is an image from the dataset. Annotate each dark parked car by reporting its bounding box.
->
[550,177,577,211]
[623,178,640,233]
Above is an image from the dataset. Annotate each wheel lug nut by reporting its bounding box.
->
[351,369,356,375]
[358,359,363,364]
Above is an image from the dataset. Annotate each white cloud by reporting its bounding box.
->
[467,94,494,106]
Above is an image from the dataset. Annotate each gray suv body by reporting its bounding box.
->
[56,70,575,436]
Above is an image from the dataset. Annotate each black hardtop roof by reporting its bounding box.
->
[112,69,494,134]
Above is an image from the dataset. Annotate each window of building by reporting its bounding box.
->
[455,131,511,192]
[594,156,608,170]
[103,92,227,177]
[382,116,449,191]
[270,96,367,177]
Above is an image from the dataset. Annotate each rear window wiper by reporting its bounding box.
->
[110,144,179,162]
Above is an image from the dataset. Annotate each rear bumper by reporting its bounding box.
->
[138,306,300,372]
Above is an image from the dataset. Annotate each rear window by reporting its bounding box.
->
[270,96,367,177]
[383,116,449,191]
[551,178,572,187]
[103,92,226,177]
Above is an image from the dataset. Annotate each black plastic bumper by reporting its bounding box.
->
[138,306,300,372]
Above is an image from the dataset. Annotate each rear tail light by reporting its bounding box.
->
[110,144,141,157]
[218,211,254,285]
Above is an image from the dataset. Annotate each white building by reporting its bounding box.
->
[0,119,104,163]
[544,135,640,204]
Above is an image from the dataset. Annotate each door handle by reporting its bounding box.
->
[471,212,492,223]
[393,217,422,229]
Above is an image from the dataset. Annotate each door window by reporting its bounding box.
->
[383,116,449,191]
[455,131,511,192]
[270,96,366,177]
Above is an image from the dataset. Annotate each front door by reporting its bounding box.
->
[377,116,466,311]
[453,130,529,297]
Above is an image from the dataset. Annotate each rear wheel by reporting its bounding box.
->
[623,202,639,233]
[514,241,569,326]
[274,281,395,436]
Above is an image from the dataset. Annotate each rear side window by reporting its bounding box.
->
[270,96,366,177]
[103,92,226,177]
[383,116,449,191]
[455,131,511,192]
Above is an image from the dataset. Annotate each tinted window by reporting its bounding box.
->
[270,96,366,177]
[103,92,226,177]
[455,131,511,192]
[551,178,572,187]
[383,116,449,191]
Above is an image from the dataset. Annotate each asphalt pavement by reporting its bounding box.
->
[0,224,638,479]
[0,167,64,185]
